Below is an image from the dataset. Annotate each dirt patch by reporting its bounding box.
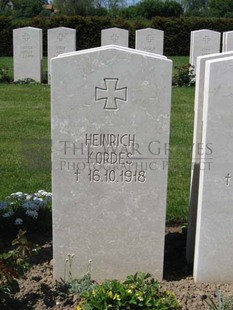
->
[2,227,233,310]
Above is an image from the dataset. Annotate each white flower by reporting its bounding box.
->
[10,192,25,199]
[33,197,45,207]
[15,218,23,225]
[26,194,33,201]
[25,210,38,219]
[3,211,14,218]
[38,190,47,196]
[45,192,52,200]
[15,192,23,196]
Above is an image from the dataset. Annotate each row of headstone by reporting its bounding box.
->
[101,27,164,55]
[186,50,233,283]
[13,26,164,83]
[189,29,233,72]
[14,25,233,284]
[51,45,172,281]
[13,26,77,83]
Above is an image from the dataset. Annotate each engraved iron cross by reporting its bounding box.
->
[95,78,128,110]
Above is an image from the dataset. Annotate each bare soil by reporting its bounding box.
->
[2,227,233,310]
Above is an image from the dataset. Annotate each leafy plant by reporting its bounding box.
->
[173,64,195,87]
[205,291,233,310]
[0,229,38,302]
[13,78,38,84]
[0,67,12,83]
[57,272,97,297]
[77,272,181,309]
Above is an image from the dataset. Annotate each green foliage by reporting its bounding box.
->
[0,67,12,83]
[11,0,44,18]
[13,78,38,84]
[78,272,181,309]
[208,0,233,18]
[135,0,183,18]
[205,291,233,309]
[173,64,195,87]
[0,229,37,302]
[57,273,97,296]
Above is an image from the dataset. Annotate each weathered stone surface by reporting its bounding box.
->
[48,27,76,83]
[13,27,42,82]
[101,27,128,47]
[222,31,233,52]
[194,55,233,283]
[51,46,172,281]
[189,29,220,72]
[187,51,233,264]
[135,28,164,55]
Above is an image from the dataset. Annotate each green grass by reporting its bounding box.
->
[0,57,48,82]
[0,83,51,197]
[0,56,194,223]
[167,86,194,222]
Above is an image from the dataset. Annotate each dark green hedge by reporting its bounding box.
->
[2,15,233,56]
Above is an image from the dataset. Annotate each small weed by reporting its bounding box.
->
[173,64,195,87]
[57,273,96,297]
[0,67,12,83]
[13,78,38,84]
[0,229,38,302]
[205,291,233,309]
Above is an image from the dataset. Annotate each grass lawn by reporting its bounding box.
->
[0,56,193,223]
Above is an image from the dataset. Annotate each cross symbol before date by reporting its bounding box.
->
[95,78,128,110]
[22,33,30,41]
[225,173,231,186]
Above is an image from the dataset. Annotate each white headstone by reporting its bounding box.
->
[189,29,221,72]
[13,27,42,82]
[222,31,233,52]
[186,51,233,264]
[101,27,129,47]
[48,27,76,84]
[194,55,233,283]
[135,28,164,55]
[51,45,172,281]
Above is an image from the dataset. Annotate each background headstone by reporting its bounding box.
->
[101,27,129,47]
[51,46,172,281]
[222,31,233,52]
[189,29,221,72]
[194,55,233,283]
[186,51,233,264]
[48,27,76,84]
[13,27,42,82]
[135,28,164,55]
